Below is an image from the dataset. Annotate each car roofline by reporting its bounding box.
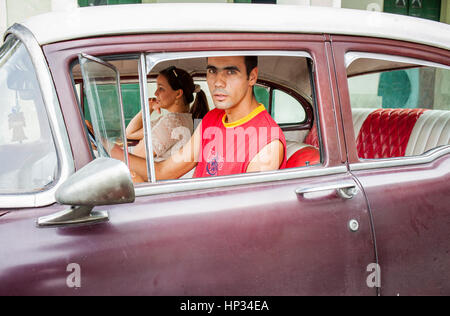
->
[4,3,450,50]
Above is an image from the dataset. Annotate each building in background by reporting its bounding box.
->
[1,0,449,43]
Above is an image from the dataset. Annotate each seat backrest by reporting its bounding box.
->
[300,107,449,162]
[356,108,428,159]
[286,145,320,168]
[405,110,450,156]
[304,124,319,148]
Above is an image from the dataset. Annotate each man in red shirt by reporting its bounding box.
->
[117,56,286,181]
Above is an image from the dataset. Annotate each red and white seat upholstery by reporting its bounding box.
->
[286,107,449,168]
[284,124,320,168]
[285,141,320,168]
[355,108,450,159]
[405,110,450,156]
[356,108,428,159]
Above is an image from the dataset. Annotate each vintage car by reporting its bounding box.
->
[0,3,449,296]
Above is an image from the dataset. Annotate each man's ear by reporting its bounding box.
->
[248,66,258,86]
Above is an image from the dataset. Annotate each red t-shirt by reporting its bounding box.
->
[194,104,286,178]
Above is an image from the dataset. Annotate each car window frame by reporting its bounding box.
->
[140,50,319,186]
[331,36,450,171]
[255,78,313,131]
[70,49,341,197]
[0,25,74,209]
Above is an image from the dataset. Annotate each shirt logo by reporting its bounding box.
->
[205,149,223,176]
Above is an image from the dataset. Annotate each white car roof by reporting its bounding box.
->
[15,3,450,49]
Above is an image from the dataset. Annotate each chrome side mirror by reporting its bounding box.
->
[37,158,135,228]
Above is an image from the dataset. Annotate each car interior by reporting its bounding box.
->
[346,57,450,160]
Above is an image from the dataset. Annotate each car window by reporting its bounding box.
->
[0,37,58,194]
[78,54,129,162]
[83,83,140,127]
[72,53,320,185]
[271,89,306,125]
[347,55,450,160]
[254,85,269,108]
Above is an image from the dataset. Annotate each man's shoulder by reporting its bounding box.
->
[256,106,281,129]
[206,108,224,116]
[202,108,224,123]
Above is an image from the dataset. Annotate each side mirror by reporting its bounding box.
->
[37,158,135,228]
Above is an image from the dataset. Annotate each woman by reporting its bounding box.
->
[126,66,209,163]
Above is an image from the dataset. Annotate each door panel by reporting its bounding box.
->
[0,171,375,295]
[351,156,450,295]
[332,37,450,295]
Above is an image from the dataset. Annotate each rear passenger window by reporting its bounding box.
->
[271,89,306,125]
[346,54,450,159]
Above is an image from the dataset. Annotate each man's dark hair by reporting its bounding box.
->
[244,56,258,78]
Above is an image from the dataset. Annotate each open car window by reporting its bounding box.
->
[346,54,450,160]
[71,52,321,185]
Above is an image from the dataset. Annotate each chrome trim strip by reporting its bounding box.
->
[135,166,347,197]
[146,51,313,74]
[0,24,75,209]
[350,146,450,171]
[345,52,450,70]
[139,53,156,183]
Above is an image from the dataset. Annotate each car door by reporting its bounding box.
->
[332,36,450,295]
[1,33,377,295]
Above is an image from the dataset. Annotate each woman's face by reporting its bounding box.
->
[154,74,181,109]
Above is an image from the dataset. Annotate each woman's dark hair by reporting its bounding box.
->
[159,66,209,119]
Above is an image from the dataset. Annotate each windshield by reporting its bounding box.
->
[0,36,58,194]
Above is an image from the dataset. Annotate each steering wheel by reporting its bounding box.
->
[85,120,110,158]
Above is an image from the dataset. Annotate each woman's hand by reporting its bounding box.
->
[149,97,161,115]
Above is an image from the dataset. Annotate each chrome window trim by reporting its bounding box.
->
[135,166,347,197]
[350,146,450,172]
[0,24,75,209]
[139,53,156,183]
[146,51,312,74]
[345,52,450,70]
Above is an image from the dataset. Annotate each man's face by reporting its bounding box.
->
[206,56,257,110]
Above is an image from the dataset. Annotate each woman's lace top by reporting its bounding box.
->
[151,112,193,162]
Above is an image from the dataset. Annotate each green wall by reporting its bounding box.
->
[384,0,442,21]
[441,0,450,23]
[342,0,383,11]
[78,0,142,6]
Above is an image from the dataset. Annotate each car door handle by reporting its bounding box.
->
[295,183,358,200]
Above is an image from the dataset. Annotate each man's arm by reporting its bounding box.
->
[154,124,201,180]
[112,123,202,181]
[246,140,284,173]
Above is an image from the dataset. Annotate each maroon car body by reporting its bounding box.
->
[0,4,449,296]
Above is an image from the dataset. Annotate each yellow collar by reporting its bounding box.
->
[222,104,266,128]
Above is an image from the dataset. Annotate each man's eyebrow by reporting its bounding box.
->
[224,66,241,72]
[206,65,241,72]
